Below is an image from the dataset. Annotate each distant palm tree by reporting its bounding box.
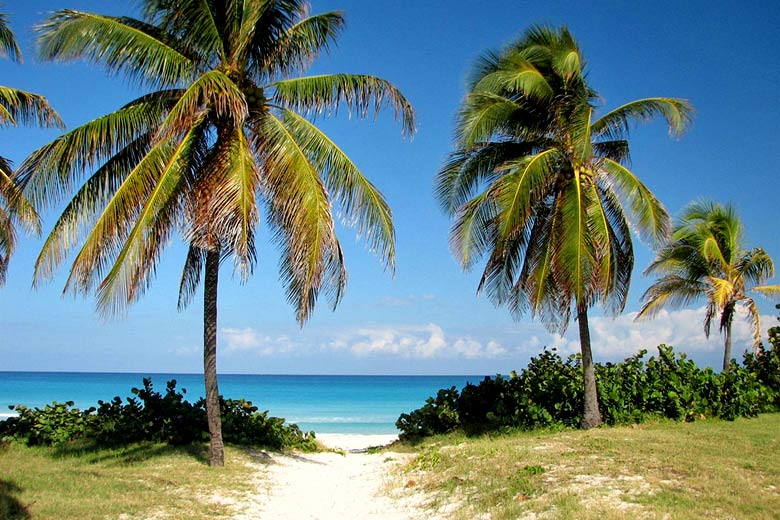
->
[0,10,62,284]
[435,25,692,428]
[637,201,780,371]
[20,0,413,466]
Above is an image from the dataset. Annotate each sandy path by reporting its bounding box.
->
[231,435,430,520]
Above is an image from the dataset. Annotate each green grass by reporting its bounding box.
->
[397,414,780,519]
[0,441,263,519]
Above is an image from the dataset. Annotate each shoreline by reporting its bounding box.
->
[316,433,399,451]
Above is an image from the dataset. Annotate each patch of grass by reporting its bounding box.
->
[398,414,780,519]
[0,440,263,519]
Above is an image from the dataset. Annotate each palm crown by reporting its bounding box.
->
[0,10,62,284]
[437,26,692,331]
[20,0,414,321]
[638,201,780,369]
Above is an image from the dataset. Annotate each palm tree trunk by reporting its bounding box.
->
[577,305,601,429]
[722,321,733,372]
[204,248,224,467]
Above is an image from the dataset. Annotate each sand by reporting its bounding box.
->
[226,434,436,519]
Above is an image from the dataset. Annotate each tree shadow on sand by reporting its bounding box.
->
[50,440,210,466]
[0,479,30,519]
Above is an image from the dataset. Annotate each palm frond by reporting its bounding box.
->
[33,134,153,285]
[591,97,693,140]
[0,86,64,128]
[155,70,246,140]
[740,297,762,349]
[18,92,175,209]
[472,51,554,100]
[255,11,345,78]
[37,10,195,89]
[636,275,706,319]
[94,127,202,317]
[455,92,525,147]
[599,158,670,246]
[435,141,542,215]
[736,248,775,286]
[271,73,415,137]
[277,109,394,270]
[177,243,205,311]
[0,11,21,62]
[260,112,343,322]
[0,156,40,235]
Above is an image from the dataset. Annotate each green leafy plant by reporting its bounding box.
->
[0,379,316,451]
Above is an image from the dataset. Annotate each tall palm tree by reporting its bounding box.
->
[0,9,62,284]
[435,25,692,428]
[19,0,414,466]
[637,201,780,371]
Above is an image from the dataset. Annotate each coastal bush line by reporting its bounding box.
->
[0,378,318,451]
[396,339,780,439]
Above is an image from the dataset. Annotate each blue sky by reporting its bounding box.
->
[1,0,778,374]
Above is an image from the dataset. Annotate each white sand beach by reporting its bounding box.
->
[220,434,440,520]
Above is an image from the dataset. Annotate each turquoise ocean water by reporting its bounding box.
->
[0,372,482,434]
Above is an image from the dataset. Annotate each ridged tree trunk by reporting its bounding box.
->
[204,248,224,467]
[722,320,733,373]
[578,305,602,429]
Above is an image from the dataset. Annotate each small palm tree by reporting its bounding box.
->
[0,10,62,284]
[637,201,780,371]
[436,25,692,428]
[20,0,413,465]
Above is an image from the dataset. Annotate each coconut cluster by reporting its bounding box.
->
[244,85,266,112]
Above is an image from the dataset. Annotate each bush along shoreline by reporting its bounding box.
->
[397,341,780,440]
[0,378,318,451]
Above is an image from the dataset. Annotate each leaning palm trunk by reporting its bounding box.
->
[722,320,733,373]
[577,306,601,428]
[204,248,224,467]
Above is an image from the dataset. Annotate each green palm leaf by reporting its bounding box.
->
[271,74,415,136]
[592,98,693,140]
[37,10,195,88]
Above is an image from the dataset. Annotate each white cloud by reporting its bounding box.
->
[350,323,447,358]
[221,327,265,350]
[220,327,298,355]
[521,306,772,358]
[341,324,506,360]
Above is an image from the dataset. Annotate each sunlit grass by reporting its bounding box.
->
[397,414,780,519]
[0,441,263,519]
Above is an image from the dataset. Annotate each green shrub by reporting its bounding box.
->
[0,379,316,451]
[397,343,780,440]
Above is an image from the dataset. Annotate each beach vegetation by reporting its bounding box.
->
[0,10,62,286]
[435,25,692,429]
[0,378,318,451]
[398,413,780,519]
[18,0,413,466]
[637,201,780,371]
[0,439,259,519]
[397,341,780,439]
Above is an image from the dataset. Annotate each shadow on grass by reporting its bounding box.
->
[49,440,211,466]
[0,480,30,519]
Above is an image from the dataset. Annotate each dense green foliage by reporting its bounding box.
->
[397,341,780,439]
[0,379,317,451]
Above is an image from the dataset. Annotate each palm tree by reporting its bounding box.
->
[19,0,414,466]
[637,201,780,371]
[435,25,692,428]
[0,10,62,284]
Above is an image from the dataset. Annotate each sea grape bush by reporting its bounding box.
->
[0,378,317,451]
[397,343,780,439]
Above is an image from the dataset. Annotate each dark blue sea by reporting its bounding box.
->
[0,372,482,434]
